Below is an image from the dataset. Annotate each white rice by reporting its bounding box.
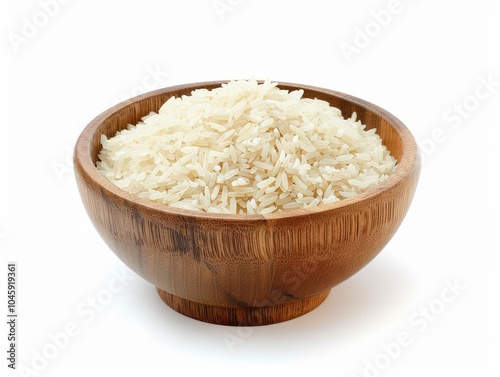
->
[97,80,397,214]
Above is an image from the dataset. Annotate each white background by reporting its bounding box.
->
[1,0,498,376]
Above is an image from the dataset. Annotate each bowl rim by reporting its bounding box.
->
[74,80,420,222]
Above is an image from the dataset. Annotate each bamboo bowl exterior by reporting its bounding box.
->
[74,81,421,326]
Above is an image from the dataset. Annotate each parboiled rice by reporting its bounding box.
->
[97,80,397,214]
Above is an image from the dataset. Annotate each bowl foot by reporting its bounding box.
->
[156,288,331,326]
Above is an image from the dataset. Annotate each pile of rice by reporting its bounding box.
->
[97,80,397,214]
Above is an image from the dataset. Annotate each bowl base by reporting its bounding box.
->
[157,288,331,326]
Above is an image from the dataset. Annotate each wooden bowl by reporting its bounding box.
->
[74,81,421,326]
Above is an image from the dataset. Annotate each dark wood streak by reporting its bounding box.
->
[225,292,250,308]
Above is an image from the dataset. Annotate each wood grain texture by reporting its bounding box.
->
[74,81,421,326]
